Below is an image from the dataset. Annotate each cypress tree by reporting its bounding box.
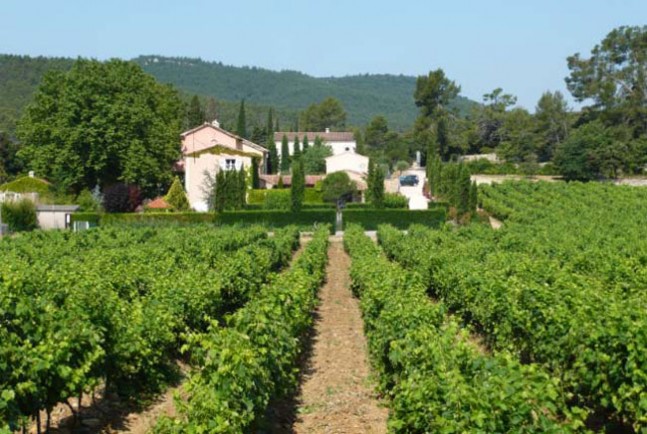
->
[280,135,290,172]
[302,135,310,152]
[457,164,471,215]
[275,118,280,132]
[251,158,260,189]
[293,136,301,160]
[469,181,478,213]
[236,99,247,139]
[187,95,205,128]
[290,158,305,212]
[268,141,279,174]
[277,175,284,189]
[215,170,225,212]
[238,165,247,208]
[266,109,274,138]
[367,158,384,208]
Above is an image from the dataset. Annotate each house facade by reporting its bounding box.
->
[181,121,267,211]
[325,151,369,175]
[274,129,356,158]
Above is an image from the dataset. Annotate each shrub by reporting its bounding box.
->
[75,189,102,212]
[263,189,291,210]
[0,176,52,195]
[164,177,190,211]
[384,193,408,208]
[1,199,38,232]
[103,183,141,213]
[342,209,446,230]
[303,188,323,203]
[70,212,214,226]
[322,171,356,205]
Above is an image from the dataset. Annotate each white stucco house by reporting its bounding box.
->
[274,128,356,158]
[325,150,369,175]
[181,121,267,211]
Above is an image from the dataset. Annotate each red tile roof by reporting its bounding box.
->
[146,197,172,209]
[259,174,324,187]
[274,131,355,142]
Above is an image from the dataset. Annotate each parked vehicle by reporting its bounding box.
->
[399,174,419,186]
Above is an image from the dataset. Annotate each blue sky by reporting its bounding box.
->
[1,0,644,110]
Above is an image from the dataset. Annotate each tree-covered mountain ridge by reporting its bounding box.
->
[0,53,477,136]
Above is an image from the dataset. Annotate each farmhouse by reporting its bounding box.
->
[181,120,267,211]
[274,128,356,157]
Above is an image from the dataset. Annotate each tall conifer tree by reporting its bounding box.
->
[280,135,290,172]
[236,99,247,139]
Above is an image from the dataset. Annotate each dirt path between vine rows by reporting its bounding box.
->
[286,241,388,433]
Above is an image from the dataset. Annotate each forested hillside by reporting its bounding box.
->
[0,54,476,137]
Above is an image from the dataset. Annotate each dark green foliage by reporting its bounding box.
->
[187,94,205,128]
[70,212,215,225]
[280,135,290,172]
[321,171,357,205]
[213,167,247,212]
[365,116,389,150]
[434,162,473,218]
[384,192,409,208]
[414,69,461,117]
[75,189,102,212]
[300,97,347,131]
[248,188,323,207]
[427,155,442,197]
[216,210,336,231]
[236,99,247,139]
[342,209,445,230]
[303,138,332,174]
[102,183,141,213]
[290,158,305,212]
[1,199,37,231]
[267,141,279,174]
[302,135,309,152]
[468,181,478,213]
[367,158,385,208]
[16,59,182,195]
[251,158,260,189]
[0,132,22,181]
[293,136,301,159]
[164,176,189,211]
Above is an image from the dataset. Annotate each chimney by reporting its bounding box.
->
[325,127,330,133]
[28,171,35,178]
[212,119,221,128]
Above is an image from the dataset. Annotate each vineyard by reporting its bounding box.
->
[375,181,647,432]
[0,224,330,433]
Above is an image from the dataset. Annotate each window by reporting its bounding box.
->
[225,159,236,170]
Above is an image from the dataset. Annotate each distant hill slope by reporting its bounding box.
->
[133,56,477,130]
[0,54,478,137]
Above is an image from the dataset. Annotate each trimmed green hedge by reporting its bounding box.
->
[70,212,215,225]
[428,200,450,210]
[248,188,323,207]
[245,203,334,211]
[342,209,446,230]
[216,210,336,232]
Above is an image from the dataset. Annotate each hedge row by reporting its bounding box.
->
[342,208,445,230]
[70,212,215,225]
[216,210,336,232]
[247,188,323,205]
[155,226,330,433]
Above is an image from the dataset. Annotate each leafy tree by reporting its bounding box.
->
[321,171,356,206]
[566,26,647,136]
[553,120,634,180]
[303,139,332,174]
[535,91,570,161]
[165,176,189,211]
[365,116,389,150]
[472,88,518,152]
[300,97,347,131]
[17,59,182,195]
[0,132,22,182]
[103,183,141,213]
[290,158,305,212]
[280,135,290,172]
[0,199,37,231]
[497,108,539,163]
[236,99,247,139]
[367,158,385,208]
[187,94,205,128]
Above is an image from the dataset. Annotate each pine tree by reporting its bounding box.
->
[164,176,189,211]
[236,99,247,139]
[293,136,301,160]
[290,158,305,212]
[302,135,310,152]
[187,95,205,128]
[251,158,260,189]
[280,135,290,172]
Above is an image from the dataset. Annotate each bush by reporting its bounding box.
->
[384,193,409,208]
[164,177,189,211]
[263,189,291,210]
[304,188,323,203]
[75,189,102,212]
[216,210,336,232]
[342,209,446,230]
[103,183,141,213]
[1,199,38,232]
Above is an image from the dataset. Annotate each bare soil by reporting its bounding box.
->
[286,241,388,434]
